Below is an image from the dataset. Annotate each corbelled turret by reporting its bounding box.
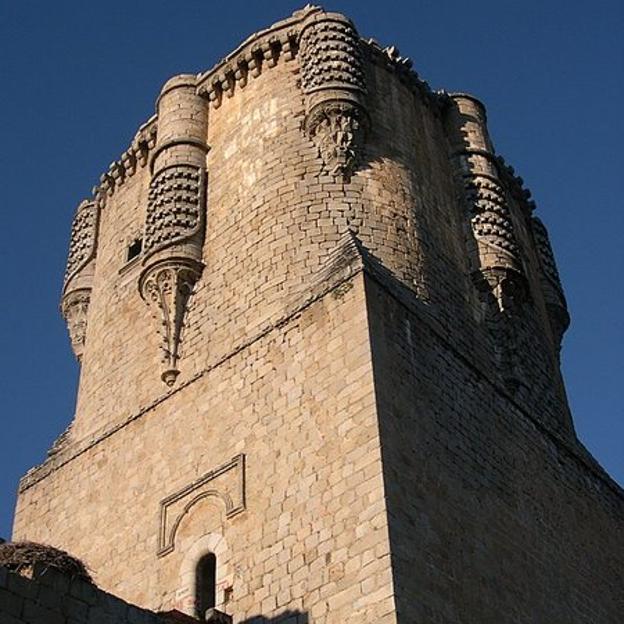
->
[139,74,209,386]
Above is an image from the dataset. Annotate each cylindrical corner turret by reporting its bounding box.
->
[151,74,208,173]
[61,199,99,362]
[299,11,369,177]
[139,73,209,386]
[144,73,208,266]
[447,94,493,154]
[446,93,526,310]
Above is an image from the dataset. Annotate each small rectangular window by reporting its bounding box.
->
[127,238,142,262]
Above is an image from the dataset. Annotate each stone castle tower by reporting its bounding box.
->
[10,6,623,623]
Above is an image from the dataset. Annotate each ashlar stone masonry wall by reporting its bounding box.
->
[15,272,397,623]
[366,273,624,623]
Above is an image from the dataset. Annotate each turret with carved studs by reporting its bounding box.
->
[61,199,99,361]
[299,10,369,177]
[138,74,209,386]
[446,94,527,312]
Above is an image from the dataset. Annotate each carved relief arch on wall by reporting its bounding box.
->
[158,454,245,557]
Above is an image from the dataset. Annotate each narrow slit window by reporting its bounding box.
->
[126,238,142,262]
[195,553,217,618]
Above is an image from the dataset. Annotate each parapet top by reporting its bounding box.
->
[195,4,321,89]
[448,92,488,120]
[299,9,357,34]
[157,73,199,100]
[85,5,534,214]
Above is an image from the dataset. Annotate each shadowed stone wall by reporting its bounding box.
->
[0,564,174,624]
[365,274,623,623]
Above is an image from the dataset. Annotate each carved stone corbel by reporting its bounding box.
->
[61,289,91,362]
[139,260,202,386]
[140,162,206,385]
[304,101,367,177]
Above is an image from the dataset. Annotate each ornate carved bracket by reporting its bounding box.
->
[464,174,527,388]
[446,95,527,313]
[139,260,202,386]
[304,101,367,176]
[139,162,206,385]
[61,289,91,362]
[445,95,532,392]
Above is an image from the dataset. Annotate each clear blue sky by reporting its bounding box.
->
[0,0,622,539]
